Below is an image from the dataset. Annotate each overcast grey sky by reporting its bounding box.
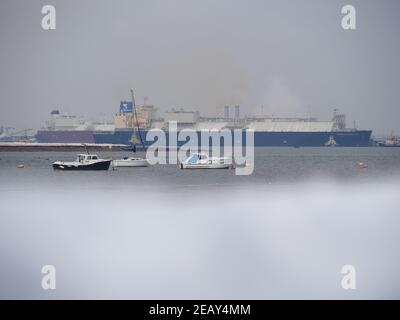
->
[0,0,399,135]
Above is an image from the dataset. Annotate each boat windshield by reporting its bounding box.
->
[77,155,85,162]
[188,154,199,164]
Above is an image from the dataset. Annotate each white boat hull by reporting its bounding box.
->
[112,159,148,167]
[180,153,232,170]
[180,163,231,169]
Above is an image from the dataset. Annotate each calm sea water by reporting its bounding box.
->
[1,147,400,299]
[1,147,400,190]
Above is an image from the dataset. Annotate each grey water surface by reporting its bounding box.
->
[0,148,400,299]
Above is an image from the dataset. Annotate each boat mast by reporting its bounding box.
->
[130,89,145,147]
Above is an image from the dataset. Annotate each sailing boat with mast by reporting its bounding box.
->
[131,88,146,148]
[113,89,149,168]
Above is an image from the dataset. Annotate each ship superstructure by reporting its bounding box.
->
[36,110,114,143]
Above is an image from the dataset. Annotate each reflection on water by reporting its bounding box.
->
[0,148,400,298]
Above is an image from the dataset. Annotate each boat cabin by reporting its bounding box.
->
[180,152,231,169]
[76,154,99,162]
[186,153,209,164]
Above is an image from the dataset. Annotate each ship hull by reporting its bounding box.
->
[141,130,373,147]
[93,129,135,145]
[40,129,372,147]
[253,130,372,147]
[36,130,94,143]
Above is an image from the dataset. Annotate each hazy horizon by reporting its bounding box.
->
[1,0,400,136]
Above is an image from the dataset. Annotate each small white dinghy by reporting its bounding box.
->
[113,157,149,167]
[180,153,232,169]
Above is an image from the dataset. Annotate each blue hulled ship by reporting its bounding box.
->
[36,98,372,147]
[92,107,372,147]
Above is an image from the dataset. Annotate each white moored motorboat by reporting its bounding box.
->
[112,157,149,167]
[180,153,232,169]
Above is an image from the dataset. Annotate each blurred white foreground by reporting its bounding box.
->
[0,181,399,299]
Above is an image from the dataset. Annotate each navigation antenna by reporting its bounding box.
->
[82,143,89,155]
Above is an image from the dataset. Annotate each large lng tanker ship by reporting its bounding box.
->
[36,102,372,147]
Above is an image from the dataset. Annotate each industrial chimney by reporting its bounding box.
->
[224,105,230,120]
[234,105,240,120]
